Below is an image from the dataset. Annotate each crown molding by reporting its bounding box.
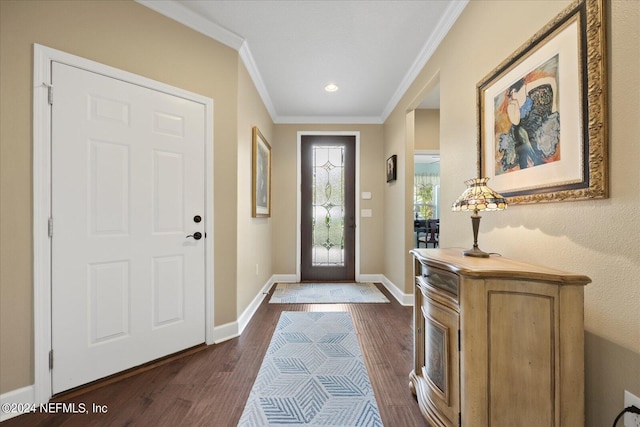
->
[137,0,468,125]
[274,114,384,125]
[137,0,281,121]
[238,43,279,122]
[380,0,468,122]
[136,0,244,50]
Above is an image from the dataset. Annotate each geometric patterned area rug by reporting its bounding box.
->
[237,312,383,426]
[269,283,389,304]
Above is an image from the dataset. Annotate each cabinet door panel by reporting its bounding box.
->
[422,295,459,426]
[487,290,555,426]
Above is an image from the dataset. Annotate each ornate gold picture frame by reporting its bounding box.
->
[477,0,607,204]
[252,126,271,217]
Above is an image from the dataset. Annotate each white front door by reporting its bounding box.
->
[51,62,206,393]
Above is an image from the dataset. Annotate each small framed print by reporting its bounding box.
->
[386,155,397,183]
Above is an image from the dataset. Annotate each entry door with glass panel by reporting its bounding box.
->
[301,135,355,281]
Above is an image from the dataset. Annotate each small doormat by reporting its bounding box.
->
[237,311,383,426]
[268,283,389,304]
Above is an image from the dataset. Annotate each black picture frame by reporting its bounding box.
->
[386,155,397,183]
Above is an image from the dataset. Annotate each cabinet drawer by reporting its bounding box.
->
[419,264,459,297]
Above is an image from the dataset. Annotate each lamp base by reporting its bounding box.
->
[463,247,490,258]
[463,210,491,258]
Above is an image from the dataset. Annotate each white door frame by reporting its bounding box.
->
[32,44,215,403]
[296,131,360,282]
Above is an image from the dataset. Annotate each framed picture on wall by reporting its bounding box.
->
[252,126,271,217]
[386,155,397,182]
[477,0,607,204]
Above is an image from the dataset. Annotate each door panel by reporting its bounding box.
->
[153,150,184,233]
[300,135,355,281]
[89,140,130,235]
[89,261,130,344]
[51,62,205,393]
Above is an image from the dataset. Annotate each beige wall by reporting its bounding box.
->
[383,111,411,291]
[415,109,440,151]
[0,0,240,393]
[271,124,385,276]
[383,0,640,425]
[236,60,274,312]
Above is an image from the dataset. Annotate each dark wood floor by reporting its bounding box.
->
[3,283,428,426]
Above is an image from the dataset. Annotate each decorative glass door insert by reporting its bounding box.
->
[300,135,355,281]
[312,145,345,266]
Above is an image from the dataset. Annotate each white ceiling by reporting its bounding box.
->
[138,0,467,124]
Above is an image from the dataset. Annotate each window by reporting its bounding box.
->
[414,154,440,219]
[413,177,440,219]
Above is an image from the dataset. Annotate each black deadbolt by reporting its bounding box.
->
[193,215,202,223]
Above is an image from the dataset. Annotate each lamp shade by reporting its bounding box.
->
[452,177,507,212]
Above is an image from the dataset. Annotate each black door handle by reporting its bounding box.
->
[186,232,202,240]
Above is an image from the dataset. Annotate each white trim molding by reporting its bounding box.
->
[213,276,275,344]
[135,0,279,123]
[238,43,278,121]
[237,277,274,335]
[32,44,53,407]
[135,0,244,50]
[359,274,414,306]
[380,0,468,122]
[272,274,298,283]
[32,44,215,404]
[380,275,414,306]
[135,0,468,125]
[0,385,36,422]
[211,322,239,345]
[277,115,384,125]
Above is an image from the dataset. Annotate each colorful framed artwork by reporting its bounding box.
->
[386,155,397,182]
[477,0,607,204]
[252,126,271,217]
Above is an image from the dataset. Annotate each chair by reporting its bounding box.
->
[414,219,426,247]
[418,219,439,248]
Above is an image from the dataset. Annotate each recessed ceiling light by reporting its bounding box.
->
[324,84,339,92]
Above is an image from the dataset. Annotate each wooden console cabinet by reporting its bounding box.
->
[409,248,590,426]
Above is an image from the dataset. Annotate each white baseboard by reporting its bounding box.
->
[211,321,239,344]
[237,277,274,334]
[380,275,414,306]
[272,274,297,283]
[358,273,383,283]
[213,276,275,344]
[0,385,35,422]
